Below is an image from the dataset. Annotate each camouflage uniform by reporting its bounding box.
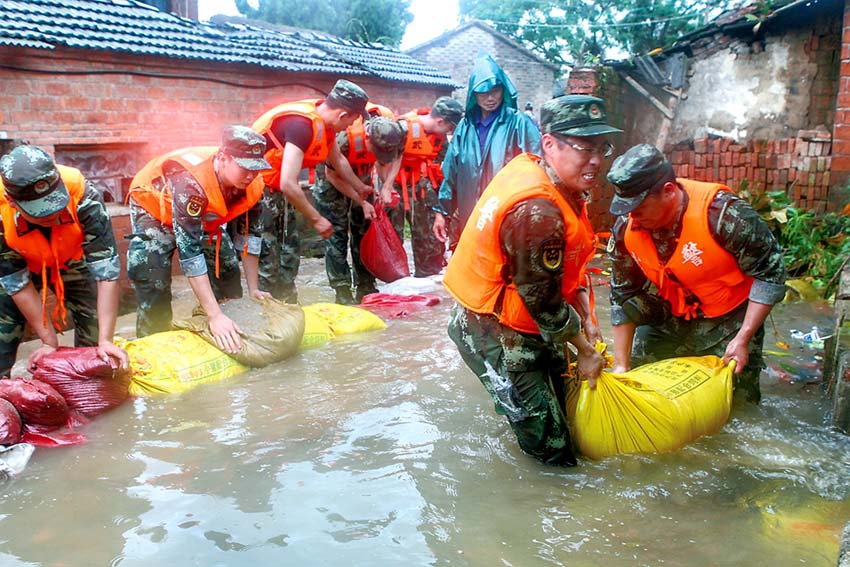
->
[128,126,271,337]
[312,117,404,303]
[448,193,588,466]
[242,187,298,302]
[387,97,463,277]
[607,144,787,403]
[447,95,622,466]
[387,165,446,278]
[312,164,374,303]
[252,79,371,304]
[127,190,245,337]
[0,147,120,376]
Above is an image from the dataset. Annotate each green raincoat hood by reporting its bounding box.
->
[466,51,519,114]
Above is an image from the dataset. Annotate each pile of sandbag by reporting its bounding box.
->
[0,347,132,447]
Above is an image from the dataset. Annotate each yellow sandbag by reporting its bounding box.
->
[120,331,247,396]
[572,355,733,459]
[173,298,305,367]
[299,310,335,349]
[301,303,387,335]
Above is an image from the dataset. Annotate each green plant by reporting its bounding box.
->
[737,180,790,238]
[737,180,850,298]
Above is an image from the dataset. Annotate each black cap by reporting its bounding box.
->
[607,143,675,215]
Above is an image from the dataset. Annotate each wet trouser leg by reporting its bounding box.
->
[313,180,353,294]
[409,180,445,277]
[0,266,99,377]
[204,230,243,301]
[127,206,177,337]
[447,304,576,466]
[258,191,298,303]
[349,197,377,299]
[632,302,764,403]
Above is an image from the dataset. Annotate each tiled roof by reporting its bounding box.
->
[0,0,458,87]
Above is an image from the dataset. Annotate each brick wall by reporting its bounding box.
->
[831,0,850,206]
[0,46,449,169]
[666,131,833,212]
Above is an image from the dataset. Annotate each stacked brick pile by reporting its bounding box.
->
[665,130,833,212]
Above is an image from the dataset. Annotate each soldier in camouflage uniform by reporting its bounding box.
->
[442,96,621,466]
[386,96,464,277]
[313,116,405,304]
[606,144,787,403]
[0,145,128,376]
[127,126,271,354]
[249,80,374,304]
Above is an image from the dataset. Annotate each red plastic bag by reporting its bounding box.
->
[360,293,440,318]
[32,347,131,418]
[21,429,86,447]
[0,378,69,427]
[361,203,410,283]
[0,398,22,445]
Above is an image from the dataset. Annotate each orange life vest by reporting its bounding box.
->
[395,109,445,210]
[345,103,396,176]
[128,147,264,233]
[0,165,86,330]
[252,99,335,188]
[444,154,597,335]
[129,147,265,276]
[623,179,753,320]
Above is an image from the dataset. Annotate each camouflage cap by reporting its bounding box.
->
[220,125,271,171]
[365,117,405,164]
[431,96,464,126]
[607,143,675,215]
[327,79,370,121]
[0,145,70,218]
[540,95,623,138]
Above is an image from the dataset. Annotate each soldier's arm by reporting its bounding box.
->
[77,182,121,281]
[501,198,602,383]
[278,142,332,239]
[710,191,787,304]
[169,169,242,353]
[607,215,647,373]
[710,191,787,372]
[75,182,126,365]
[327,143,372,200]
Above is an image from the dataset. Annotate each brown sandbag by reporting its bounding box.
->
[173,297,306,367]
[32,347,132,418]
[0,398,22,445]
[0,377,69,428]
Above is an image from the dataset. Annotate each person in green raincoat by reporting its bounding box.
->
[432,51,542,249]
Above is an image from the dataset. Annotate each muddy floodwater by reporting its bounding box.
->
[1,258,848,566]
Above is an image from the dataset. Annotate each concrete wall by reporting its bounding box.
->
[608,2,845,213]
[670,20,839,143]
[408,24,558,115]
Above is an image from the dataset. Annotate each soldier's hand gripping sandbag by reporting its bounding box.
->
[569,354,734,459]
[174,297,305,367]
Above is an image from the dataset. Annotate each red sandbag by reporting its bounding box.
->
[360,293,441,318]
[21,429,86,447]
[0,378,69,427]
[361,203,410,283]
[32,347,131,418]
[0,398,22,445]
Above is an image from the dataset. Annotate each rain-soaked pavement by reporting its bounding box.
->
[0,254,848,567]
